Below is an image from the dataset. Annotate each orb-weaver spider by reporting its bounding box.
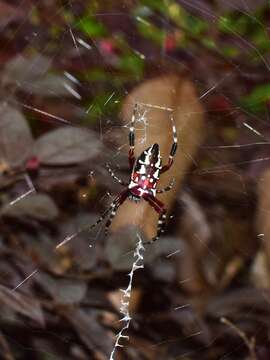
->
[90,104,178,243]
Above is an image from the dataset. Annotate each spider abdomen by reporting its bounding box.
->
[128,143,161,198]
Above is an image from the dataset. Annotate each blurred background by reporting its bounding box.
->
[1,0,270,359]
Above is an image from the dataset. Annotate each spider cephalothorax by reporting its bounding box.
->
[90,104,178,243]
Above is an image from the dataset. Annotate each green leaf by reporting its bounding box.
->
[167,2,186,26]
[136,16,165,45]
[218,14,249,35]
[85,93,121,121]
[138,0,167,13]
[134,5,153,18]
[186,15,208,36]
[251,28,270,52]
[85,69,109,82]
[241,83,270,112]
[77,16,106,37]
[202,37,216,50]
[167,2,208,36]
[119,54,144,74]
[221,45,240,58]
[218,12,270,53]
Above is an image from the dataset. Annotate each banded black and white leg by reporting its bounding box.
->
[106,163,128,186]
[128,103,138,169]
[89,190,128,232]
[161,114,178,174]
[157,178,175,193]
[104,189,129,235]
[56,194,123,249]
[143,194,167,244]
[155,208,167,242]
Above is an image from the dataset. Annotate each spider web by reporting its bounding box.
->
[1,0,270,359]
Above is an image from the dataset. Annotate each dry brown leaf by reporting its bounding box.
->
[63,309,114,358]
[34,127,103,165]
[108,288,142,314]
[176,192,212,294]
[0,102,33,168]
[0,284,44,326]
[110,74,205,241]
[255,169,270,287]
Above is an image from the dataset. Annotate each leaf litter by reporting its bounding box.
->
[0,1,270,359]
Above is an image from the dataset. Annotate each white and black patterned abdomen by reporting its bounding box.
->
[128,143,162,197]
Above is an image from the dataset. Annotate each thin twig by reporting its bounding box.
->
[221,317,257,360]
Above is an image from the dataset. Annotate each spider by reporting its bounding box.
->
[90,104,178,243]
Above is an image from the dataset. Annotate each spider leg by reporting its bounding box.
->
[157,178,175,193]
[160,114,178,174]
[106,163,128,186]
[104,189,129,236]
[56,191,129,249]
[89,198,120,231]
[129,103,138,170]
[143,194,167,244]
[89,190,128,231]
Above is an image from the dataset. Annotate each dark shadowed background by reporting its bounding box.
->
[0,0,270,359]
